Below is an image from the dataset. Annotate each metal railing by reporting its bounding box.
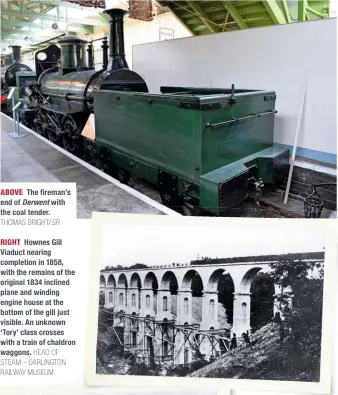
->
[8,87,26,138]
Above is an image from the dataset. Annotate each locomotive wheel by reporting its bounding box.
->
[19,115,30,128]
[34,109,45,136]
[182,203,200,216]
[242,201,262,218]
[160,191,183,211]
[47,128,60,145]
[90,159,105,171]
[43,111,61,145]
[61,115,79,155]
[116,168,132,185]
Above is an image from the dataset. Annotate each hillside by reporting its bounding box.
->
[190,322,320,382]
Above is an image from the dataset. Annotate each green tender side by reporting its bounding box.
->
[92,89,200,184]
[92,87,289,214]
[199,146,289,215]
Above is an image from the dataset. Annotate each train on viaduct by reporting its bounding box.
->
[99,252,324,366]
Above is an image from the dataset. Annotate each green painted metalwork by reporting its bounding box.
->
[199,146,288,214]
[91,87,289,215]
[298,0,307,21]
[221,1,248,29]
[281,0,292,23]
[263,0,287,24]
[200,91,276,174]
[187,1,219,33]
[158,0,331,36]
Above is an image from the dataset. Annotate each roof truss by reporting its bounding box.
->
[1,0,107,55]
[157,0,331,36]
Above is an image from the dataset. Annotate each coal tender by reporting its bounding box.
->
[24,8,290,216]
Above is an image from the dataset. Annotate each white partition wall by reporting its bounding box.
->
[133,19,337,165]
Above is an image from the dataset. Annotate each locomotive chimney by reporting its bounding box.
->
[103,8,129,71]
[101,37,108,71]
[87,42,94,69]
[11,45,22,63]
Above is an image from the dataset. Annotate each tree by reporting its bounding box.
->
[269,254,324,381]
[269,253,324,314]
[129,263,148,269]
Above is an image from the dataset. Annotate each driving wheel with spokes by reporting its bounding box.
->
[116,168,132,185]
[61,115,79,154]
[34,109,45,136]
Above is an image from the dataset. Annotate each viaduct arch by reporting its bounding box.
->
[99,253,323,365]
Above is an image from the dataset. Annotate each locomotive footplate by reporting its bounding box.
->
[199,146,290,216]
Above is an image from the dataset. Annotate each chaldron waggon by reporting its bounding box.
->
[21,7,290,216]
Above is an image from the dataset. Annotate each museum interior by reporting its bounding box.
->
[0,0,336,219]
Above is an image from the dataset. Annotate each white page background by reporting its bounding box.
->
[0,220,336,395]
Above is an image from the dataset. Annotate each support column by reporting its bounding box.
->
[174,326,190,365]
[156,289,172,320]
[176,290,192,325]
[104,287,110,308]
[106,287,115,308]
[140,287,156,317]
[232,292,251,336]
[128,287,140,314]
[116,287,127,312]
[200,291,219,330]
[125,288,129,312]
[199,291,219,360]
[100,287,107,307]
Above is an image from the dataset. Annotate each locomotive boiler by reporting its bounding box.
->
[0,45,32,113]
[1,45,32,91]
[23,7,290,216]
[23,8,148,153]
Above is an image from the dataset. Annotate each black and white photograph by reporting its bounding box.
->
[85,214,336,393]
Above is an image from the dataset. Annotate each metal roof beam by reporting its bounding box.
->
[33,1,84,9]
[262,0,287,24]
[280,0,292,23]
[165,3,195,35]
[306,4,325,18]
[1,32,56,40]
[1,9,107,26]
[1,19,94,33]
[298,0,307,21]
[187,1,218,33]
[221,1,248,29]
[1,26,89,40]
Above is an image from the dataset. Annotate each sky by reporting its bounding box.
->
[99,221,325,268]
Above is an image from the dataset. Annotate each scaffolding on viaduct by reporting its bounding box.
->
[99,253,324,365]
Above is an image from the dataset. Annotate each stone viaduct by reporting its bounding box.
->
[99,253,323,365]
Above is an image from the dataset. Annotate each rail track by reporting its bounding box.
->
[9,116,309,219]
